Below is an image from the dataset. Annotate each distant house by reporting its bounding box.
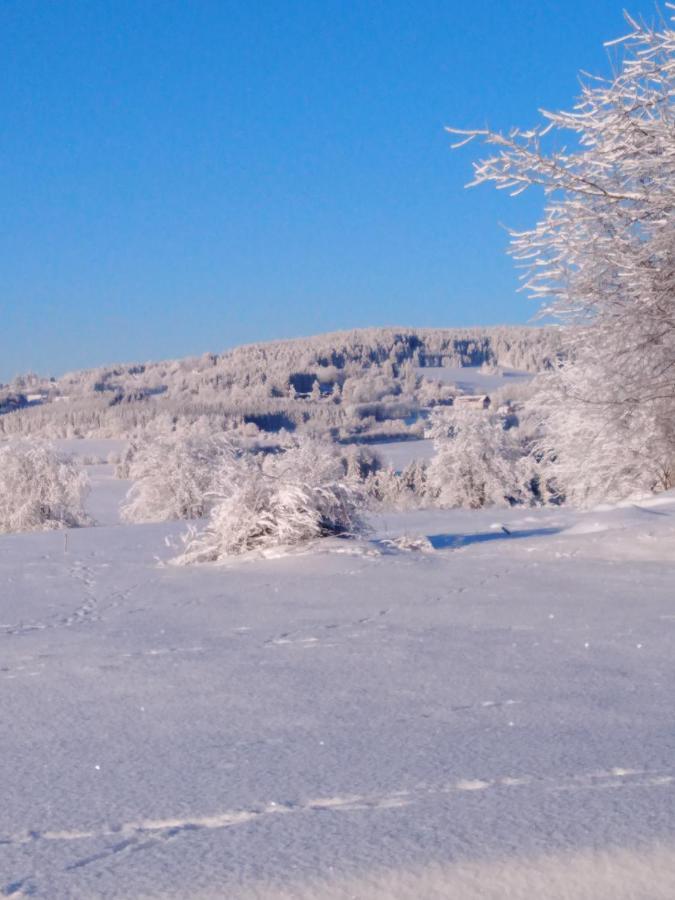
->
[453,394,491,410]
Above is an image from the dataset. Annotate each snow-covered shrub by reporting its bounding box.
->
[81,454,106,465]
[380,533,433,553]
[338,444,382,481]
[0,443,90,533]
[115,441,137,479]
[399,459,429,499]
[121,434,236,523]
[364,461,428,510]
[173,440,366,563]
[416,377,456,408]
[426,407,522,509]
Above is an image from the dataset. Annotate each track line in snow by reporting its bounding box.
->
[1,766,673,874]
[448,698,522,713]
[264,609,390,647]
[3,769,673,892]
[0,575,153,638]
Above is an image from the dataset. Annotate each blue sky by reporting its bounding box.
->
[0,0,660,380]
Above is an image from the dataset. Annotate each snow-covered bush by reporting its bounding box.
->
[364,460,428,510]
[0,443,90,533]
[426,407,522,509]
[114,441,136,479]
[380,533,433,553]
[81,454,106,465]
[173,440,366,563]
[121,434,236,523]
[416,377,456,408]
[338,444,382,481]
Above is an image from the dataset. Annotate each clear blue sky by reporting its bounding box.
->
[0,0,660,380]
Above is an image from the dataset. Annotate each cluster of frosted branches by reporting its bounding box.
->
[173,439,367,563]
[120,434,237,523]
[0,444,90,533]
[450,8,675,503]
[426,407,524,508]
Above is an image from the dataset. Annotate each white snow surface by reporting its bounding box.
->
[52,438,128,462]
[85,464,131,526]
[415,365,533,394]
[374,437,436,471]
[1,477,675,898]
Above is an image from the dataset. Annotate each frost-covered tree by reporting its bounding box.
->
[0,444,90,533]
[426,407,522,509]
[121,434,236,523]
[532,373,675,505]
[450,9,675,504]
[173,440,366,563]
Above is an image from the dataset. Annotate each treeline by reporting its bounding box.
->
[1,326,561,441]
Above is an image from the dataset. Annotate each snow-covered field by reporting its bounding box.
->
[415,365,533,394]
[374,437,435,471]
[52,438,128,463]
[1,464,675,898]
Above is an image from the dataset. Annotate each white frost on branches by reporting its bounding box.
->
[0,443,90,533]
[121,435,236,523]
[172,440,367,563]
[450,8,675,505]
[426,407,522,509]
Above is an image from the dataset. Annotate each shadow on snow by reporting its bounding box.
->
[427,526,562,550]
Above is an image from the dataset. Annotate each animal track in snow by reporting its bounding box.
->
[0,573,154,638]
[0,560,99,637]
[0,659,45,681]
[449,698,522,713]
[267,635,320,647]
[264,609,390,647]
[119,645,206,661]
[1,764,672,883]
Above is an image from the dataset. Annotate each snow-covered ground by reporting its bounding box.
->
[374,437,435,471]
[84,464,130,526]
[1,477,675,898]
[416,365,532,394]
[52,438,128,463]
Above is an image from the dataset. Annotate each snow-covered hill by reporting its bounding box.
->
[0,326,560,443]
